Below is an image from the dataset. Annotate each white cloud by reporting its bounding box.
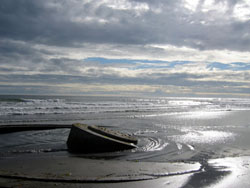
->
[233,0,250,21]
[202,0,227,13]
[105,0,149,11]
[0,0,250,97]
[183,0,199,12]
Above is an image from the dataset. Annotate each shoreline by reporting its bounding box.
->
[0,124,72,134]
[0,153,250,187]
[0,154,200,187]
[1,107,250,187]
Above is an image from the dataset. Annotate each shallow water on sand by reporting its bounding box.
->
[1,96,250,187]
[0,96,250,164]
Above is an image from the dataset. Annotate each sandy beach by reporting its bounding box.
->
[1,0,250,185]
[0,154,199,187]
[0,152,250,187]
[1,96,250,187]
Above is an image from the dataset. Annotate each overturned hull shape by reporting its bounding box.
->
[67,124,138,153]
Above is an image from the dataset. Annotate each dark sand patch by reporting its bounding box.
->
[0,155,200,187]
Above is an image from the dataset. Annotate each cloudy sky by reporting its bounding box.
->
[0,0,250,97]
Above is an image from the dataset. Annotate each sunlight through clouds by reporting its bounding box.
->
[183,0,199,12]
[0,0,250,97]
[233,0,250,21]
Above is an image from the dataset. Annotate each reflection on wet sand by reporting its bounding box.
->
[1,97,250,187]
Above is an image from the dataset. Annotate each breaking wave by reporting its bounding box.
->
[1,96,250,117]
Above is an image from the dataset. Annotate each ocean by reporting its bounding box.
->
[1,95,250,163]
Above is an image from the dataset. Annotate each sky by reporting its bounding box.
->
[0,0,250,97]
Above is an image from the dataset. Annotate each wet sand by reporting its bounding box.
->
[0,154,250,187]
[0,154,200,187]
[1,108,250,187]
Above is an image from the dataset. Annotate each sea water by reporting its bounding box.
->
[0,95,250,163]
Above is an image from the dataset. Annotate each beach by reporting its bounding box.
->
[1,153,250,187]
[0,96,250,187]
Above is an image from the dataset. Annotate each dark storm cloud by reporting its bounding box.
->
[0,39,84,75]
[0,0,249,51]
[0,0,148,46]
[0,84,62,95]
[0,69,244,89]
[0,0,250,97]
[0,39,51,61]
